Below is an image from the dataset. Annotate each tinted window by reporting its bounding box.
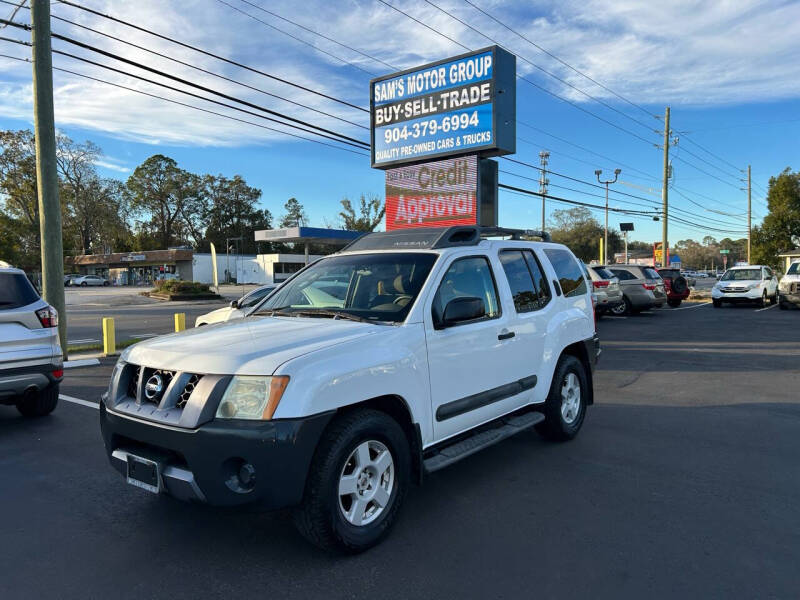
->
[543,249,587,298]
[0,272,40,309]
[610,268,637,281]
[524,250,552,308]
[642,268,661,280]
[788,263,799,275]
[432,256,500,325]
[499,251,538,312]
[591,267,615,279]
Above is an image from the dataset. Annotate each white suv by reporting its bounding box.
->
[0,265,63,416]
[100,227,598,552]
[712,265,779,307]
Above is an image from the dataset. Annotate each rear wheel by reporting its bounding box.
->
[80,281,87,287]
[769,291,778,305]
[667,299,682,308]
[536,354,588,441]
[293,409,410,553]
[16,384,59,417]
[103,281,110,287]
[610,297,630,316]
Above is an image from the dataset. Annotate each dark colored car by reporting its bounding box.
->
[657,268,691,307]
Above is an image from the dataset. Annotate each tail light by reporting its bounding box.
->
[36,306,58,328]
[592,280,610,288]
[642,283,656,291]
[52,369,64,379]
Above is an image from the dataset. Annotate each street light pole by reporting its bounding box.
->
[595,168,621,264]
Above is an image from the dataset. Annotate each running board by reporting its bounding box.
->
[423,411,545,473]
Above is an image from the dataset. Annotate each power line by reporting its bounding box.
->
[0,51,369,157]
[215,0,378,76]
[498,182,658,217]
[674,142,743,182]
[1,20,370,148]
[44,10,368,129]
[0,0,24,28]
[422,0,658,134]
[461,0,659,120]
[53,0,368,113]
[233,0,399,72]
[672,155,742,190]
[677,133,743,173]
[374,0,659,147]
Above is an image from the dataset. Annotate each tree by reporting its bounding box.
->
[751,168,800,269]
[202,174,271,254]
[548,207,622,262]
[338,193,384,231]
[279,197,308,228]
[0,130,41,268]
[126,155,200,249]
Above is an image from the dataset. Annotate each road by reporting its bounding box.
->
[2,302,798,598]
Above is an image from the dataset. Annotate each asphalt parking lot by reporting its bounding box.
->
[2,302,798,599]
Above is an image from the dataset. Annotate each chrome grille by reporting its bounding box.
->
[126,365,141,398]
[140,368,175,405]
[177,374,202,409]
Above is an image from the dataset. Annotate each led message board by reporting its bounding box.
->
[371,46,515,169]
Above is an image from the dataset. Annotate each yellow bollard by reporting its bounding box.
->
[102,317,116,356]
[174,312,186,332]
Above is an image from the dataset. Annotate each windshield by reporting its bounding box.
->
[255,252,438,323]
[722,269,761,281]
[788,263,799,275]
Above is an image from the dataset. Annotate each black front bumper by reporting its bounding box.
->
[100,401,334,509]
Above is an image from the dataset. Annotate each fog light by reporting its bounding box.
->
[238,463,256,487]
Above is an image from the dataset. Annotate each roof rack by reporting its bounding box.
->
[342,226,551,252]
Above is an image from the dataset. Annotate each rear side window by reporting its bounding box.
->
[610,268,637,281]
[788,263,799,275]
[432,256,500,325]
[499,251,539,312]
[543,249,587,298]
[642,267,661,280]
[592,267,615,279]
[0,273,40,309]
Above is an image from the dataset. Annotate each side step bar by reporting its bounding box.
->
[423,410,545,473]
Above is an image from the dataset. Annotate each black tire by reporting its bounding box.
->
[16,384,59,417]
[80,281,87,287]
[535,355,588,441]
[758,291,767,308]
[671,276,688,295]
[769,291,777,305]
[103,281,110,287]
[713,299,722,308]
[611,296,631,316]
[293,409,410,553]
[667,299,682,308]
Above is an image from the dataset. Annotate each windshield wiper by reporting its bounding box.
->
[291,309,375,324]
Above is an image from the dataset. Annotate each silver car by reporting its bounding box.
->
[584,265,624,315]
[0,265,63,416]
[605,264,667,315]
[73,274,110,287]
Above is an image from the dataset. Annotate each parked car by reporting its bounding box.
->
[778,260,800,309]
[712,265,779,307]
[195,284,277,327]
[657,268,691,307]
[100,226,598,552]
[584,265,624,315]
[72,274,110,287]
[605,264,666,315]
[64,273,81,286]
[0,265,63,417]
[694,272,709,278]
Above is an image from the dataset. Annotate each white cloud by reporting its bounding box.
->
[1,0,798,149]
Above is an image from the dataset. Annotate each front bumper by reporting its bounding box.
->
[712,288,761,301]
[780,291,800,306]
[100,401,334,509]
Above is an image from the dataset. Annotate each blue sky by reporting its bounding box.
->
[2,0,799,244]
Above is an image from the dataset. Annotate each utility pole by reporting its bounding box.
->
[538,151,550,232]
[31,0,67,356]
[595,168,621,264]
[660,107,671,268]
[747,165,752,264]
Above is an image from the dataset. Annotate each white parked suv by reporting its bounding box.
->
[0,264,63,416]
[712,265,779,308]
[778,260,800,309]
[100,227,599,552]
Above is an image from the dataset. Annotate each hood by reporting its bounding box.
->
[124,316,383,375]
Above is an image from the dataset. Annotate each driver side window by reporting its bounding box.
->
[431,256,500,326]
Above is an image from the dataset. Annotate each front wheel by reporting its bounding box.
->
[293,409,410,553]
[758,291,767,308]
[80,281,87,287]
[16,384,59,417]
[769,291,778,305]
[610,297,629,316]
[713,299,722,308]
[536,354,588,441]
[103,281,110,287]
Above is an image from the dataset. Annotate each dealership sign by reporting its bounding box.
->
[371,46,516,169]
[385,155,497,230]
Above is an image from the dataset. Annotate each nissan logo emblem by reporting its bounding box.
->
[144,374,164,400]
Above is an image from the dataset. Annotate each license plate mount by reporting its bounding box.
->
[126,454,161,494]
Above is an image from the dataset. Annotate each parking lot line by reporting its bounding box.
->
[59,394,98,410]
[755,304,778,312]
[672,302,712,310]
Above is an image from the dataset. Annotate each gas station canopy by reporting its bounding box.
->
[254,226,363,245]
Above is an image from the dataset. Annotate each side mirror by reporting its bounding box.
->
[230,300,239,309]
[442,296,485,327]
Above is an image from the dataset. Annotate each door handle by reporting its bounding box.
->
[498,331,515,340]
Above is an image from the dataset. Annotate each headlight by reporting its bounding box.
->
[216,376,290,420]
[747,282,761,290]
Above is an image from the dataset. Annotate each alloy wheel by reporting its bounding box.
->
[338,440,395,527]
